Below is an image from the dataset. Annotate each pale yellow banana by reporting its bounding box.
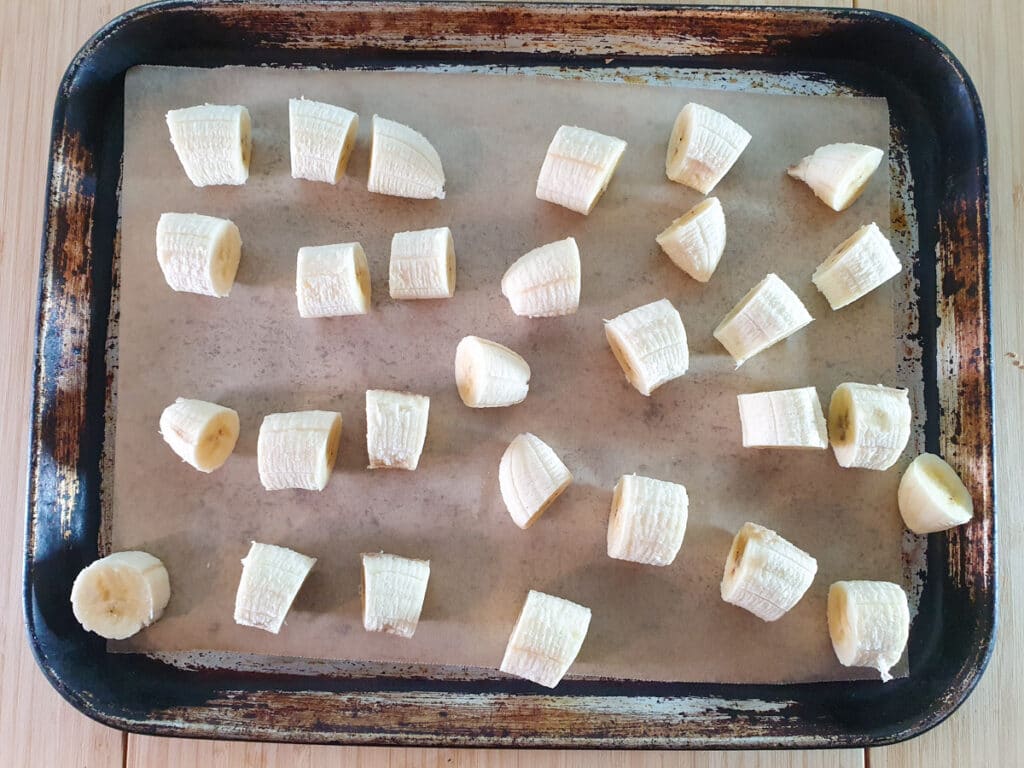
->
[499,433,572,529]
[736,387,828,449]
[666,103,751,194]
[655,197,726,283]
[159,398,240,472]
[367,115,446,199]
[455,336,531,408]
[828,383,911,470]
[257,410,343,491]
[713,273,813,366]
[605,298,689,396]
[366,390,430,470]
[234,542,316,634]
[535,125,627,214]
[166,104,251,186]
[607,474,689,566]
[788,143,884,212]
[156,212,242,298]
[898,453,974,534]
[296,242,371,317]
[289,97,359,183]
[361,552,430,638]
[813,223,901,310]
[70,551,171,640]
[500,590,591,688]
[389,227,456,299]
[828,580,909,682]
[500,237,581,317]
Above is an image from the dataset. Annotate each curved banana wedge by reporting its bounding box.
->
[656,197,726,283]
[736,387,828,449]
[455,336,531,408]
[607,474,689,566]
[289,97,359,183]
[156,212,242,298]
[499,433,572,529]
[501,237,581,317]
[234,542,316,634]
[366,390,430,470]
[605,298,689,396]
[898,453,973,534]
[828,383,911,470]
[257,410,343,491]
[361,552,430,638]
[536,125,627,214]
[500,590,591,688]
[367,115,446,199]
[389,226,456,299]
[159,398,240,472]
[788,143,884,212]
[813,222,901,310]
[828,580,909,682]
[713,273,813,366]
[70,551,171,640]
[666,103,751,194]
[166,104,251,186]
[296,242,371,317]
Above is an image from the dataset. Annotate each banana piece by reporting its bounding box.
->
[156,212,242,297]
[70,551,171,640]
[666,103,752,194]
[898,453,974,534]
[736,387,828,450]
[257,410,343,491]
[159,398,240,472]
[367,115,446,199]
[535,125,627,214]
[828,383,911,470]
[828,580,909,682]
[788,143,884,212]
[713,273,813,366]
[720,522,818,622]
[366,390,430,470]
[500,590,591,688]
[389,227,456,299]
[296,242,371,317]
[289,97,359,183]
[361,552,430,638]
[655,197,727,283]
[499,433,573,529]
[455,336,531,408]
[500,237,581,317]
[166,104,251,186]
[234,542,316,634]
[813,223,902,310]
[605,298,689,396]
[607,474,689,566]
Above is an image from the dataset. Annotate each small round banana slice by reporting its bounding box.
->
[159,398,240,473]
[70,551,171,640]
[455,336,531,408]
[499,433,572,529]
[898,453,974,534]
[666,103,751,194]
[828,580,909,682]
[828,382,911,470]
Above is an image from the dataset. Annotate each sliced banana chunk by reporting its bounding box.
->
[813,223,902,310]
[736,387,828,450]
[289,97,359,183]
[535,125,627,215]
[166,104,251,187]
[788,143,884,212]
[361,552,430,638]
[605,298,689,396]
[720,522,818,622]
[607,474,689,566]
[713,273,813,366]
[367,115,446,200]
[500,590,591,688]
[656,197,727,283]
[898,453,974,534]
[455,336,531,408]
[296,242,371,317]
[666,103,752,194]
[366,390,430,470]
[828,383,911,470]
[389,226,456,299]
[70,551,171,640]
[499,433,572,529]
[156,212,242,298]
[501,237,581,318]
[257,410,343,491]
[159,398,240,472]
[828,580,909,682]
[234,542,316,634]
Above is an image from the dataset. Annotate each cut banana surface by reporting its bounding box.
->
[289,97,359,183]
[501,237,581,317]
[605,298,689,396]
[70,551,171,640]
[367,115,446,199]
[828,580,909,682]
[898,453,974,534]
[362,552,430,638]
[166,104,251,186]
[499,433,573,529]
[257,410,343,491]
[455,336,531,408]
[296,242,371,317]
[721,522,817,622]
[655,197,727,283]
[828,383,911,470]
[500,590,592,688]
[389,226,456,299]
[666,103,752,194]
[156,212,242,298]
[159,398,240,472]
[535,125,627,215]
[713,273,813,366]
[736,387,828,449]
[813,223,901,310]
[366,390,430,470]
[234,542,316,634]
[607,474,689,566]
[788,143,884,212]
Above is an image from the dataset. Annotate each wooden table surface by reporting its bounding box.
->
[2,0,1019,765]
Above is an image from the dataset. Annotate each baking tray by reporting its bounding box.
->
[25,0,994,748]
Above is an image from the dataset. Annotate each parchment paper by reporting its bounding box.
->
[112,65,912,683]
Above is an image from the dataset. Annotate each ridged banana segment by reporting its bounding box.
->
[166,104,251,186]
[813,223,902,310]
[721,522,818,622]
[665,103,752,194]
[296,242,371,318]
[655,197,727,283]
[607,474,689,566]
[828,383,911,470]
[898,453,974,534]
[535,125,628,215]
[389,227,456,299]
[366,390,430,470]
[288,97,359,184]
[605,298,689,396]
[233,542,316,634]
[158,398,240,472]
[500,237,581,318]
[713,273,813,367]
[361,552,430,638]
[788,143,884,212]
[736,387,828,450]
[156,212,242,297]
[257,410,343,491]
[499,433,573,529]
[70,551,171,640]
[367,115,446,200]
[828,580,909,682]
[455,336,531,408]
[500,590,592,688]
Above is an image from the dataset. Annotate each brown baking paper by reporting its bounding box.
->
[111,64,915,683]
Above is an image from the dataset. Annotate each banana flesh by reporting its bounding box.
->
[166,104,251,186]
[828,580,909,682]
[607,474,689,566]
[535,125,627,214]
[813,223,901,310]
[455,335,531,408]
[500,589,591,688]
[828,383,911,470]
[361,552,431,638]
[296,242,371,317]
[605,298,689,396]
[898,453,974,534]
[788,142,884,212]
[289,97,359,183]
[713,273,813,366]
[666,103,751,194]
[234,542,316,634]
[389,226,456,299]
[499,433,573,529]
[156,212,242,298]
[257,410,343,491]
[70,551,171,640]
[655,197,727,283]
[500,237,581,317]
[159,398,240,472]
[736,387,828,450]
[367,115,446,200]
[366,389,430,470]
